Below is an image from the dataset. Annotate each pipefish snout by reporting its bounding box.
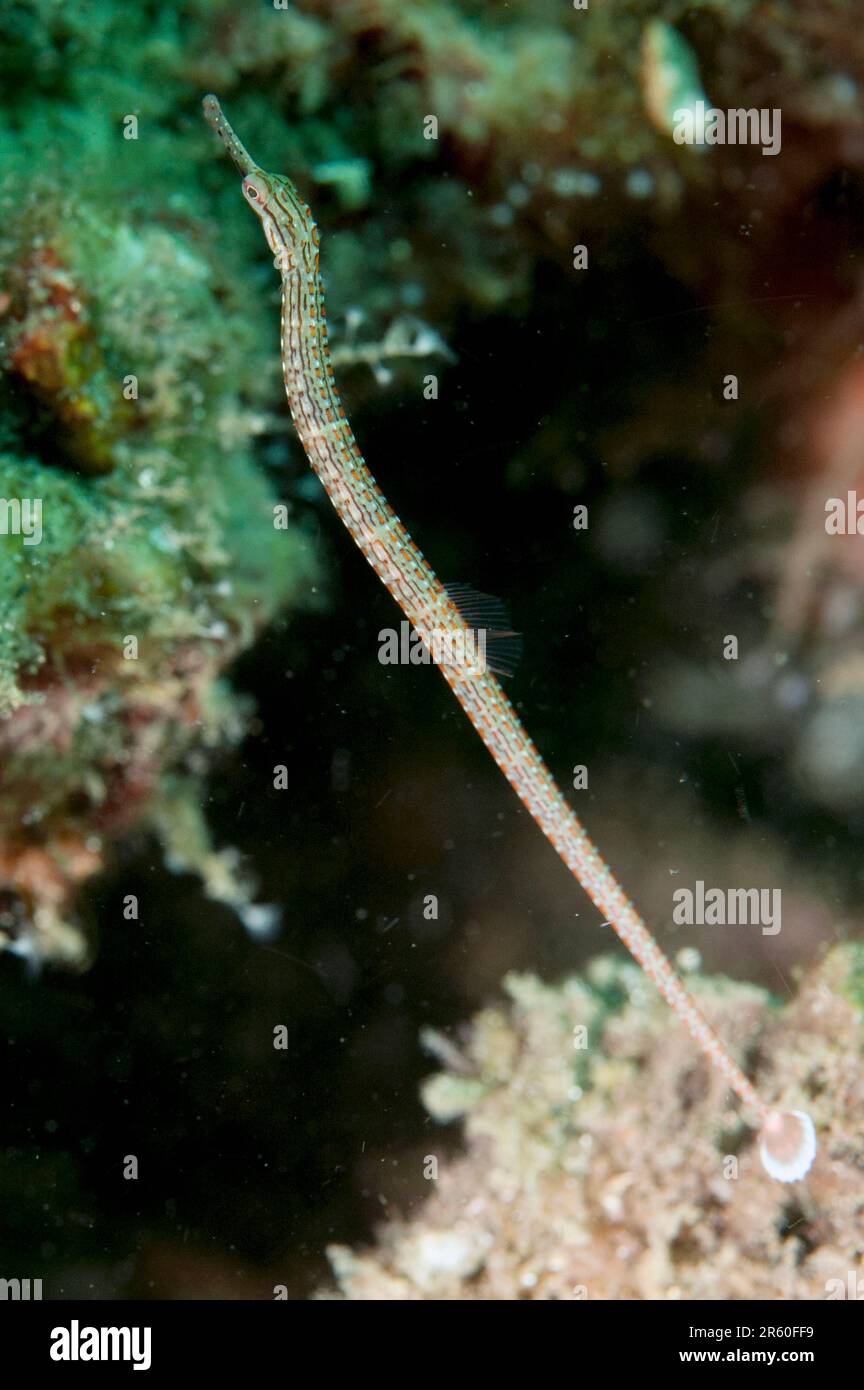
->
[202,93,817,1185]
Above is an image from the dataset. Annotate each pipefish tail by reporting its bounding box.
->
[202,94,816,1184]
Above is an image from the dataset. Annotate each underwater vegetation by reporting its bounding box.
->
[0,0,862,1300]
[326,945,864,1300]
[0,2,320,960]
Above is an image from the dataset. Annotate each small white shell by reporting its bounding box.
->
[759,1110,817,1183]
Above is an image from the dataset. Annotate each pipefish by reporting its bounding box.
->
[202,94,815,1183]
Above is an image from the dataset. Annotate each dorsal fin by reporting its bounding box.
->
[445,583,523,678]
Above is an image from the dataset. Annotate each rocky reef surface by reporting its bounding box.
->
[325,945,863,1300]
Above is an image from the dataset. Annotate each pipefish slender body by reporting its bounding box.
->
[203,95,815,1183]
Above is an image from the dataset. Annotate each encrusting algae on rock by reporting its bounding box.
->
[0,36,319,963]
[323,946,863,1300]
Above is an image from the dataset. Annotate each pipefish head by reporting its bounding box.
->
[242,169,319,270]
[203,94,318,272]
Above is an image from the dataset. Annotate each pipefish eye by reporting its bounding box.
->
[244,181,260,200]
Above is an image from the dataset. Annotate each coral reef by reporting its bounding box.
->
[0,3,321,960]
[325,945,863,1299]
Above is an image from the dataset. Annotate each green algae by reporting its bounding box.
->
[0,0,325,954]
[0,193,313,706]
